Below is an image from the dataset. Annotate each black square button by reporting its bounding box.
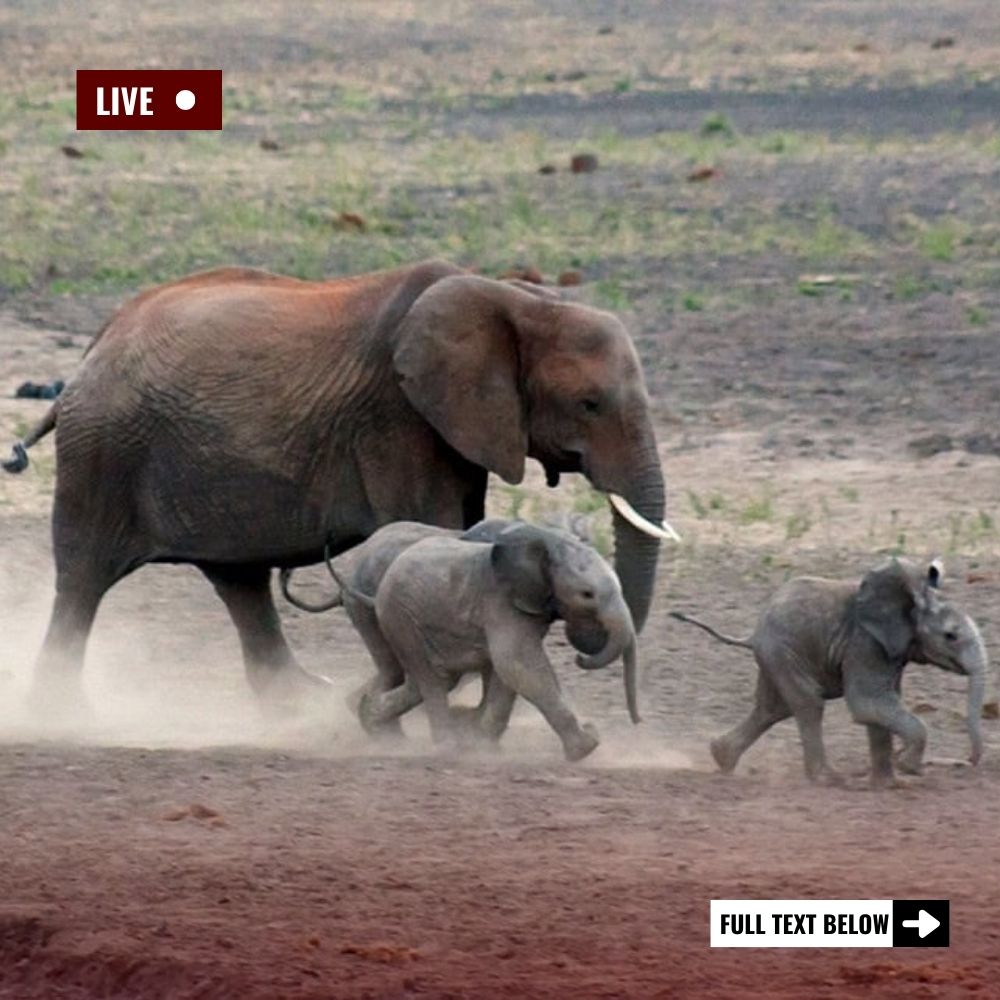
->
[892,899,950,948]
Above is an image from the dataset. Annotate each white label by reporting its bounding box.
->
[710,900,893,948]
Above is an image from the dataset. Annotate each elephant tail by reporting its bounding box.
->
[326,564,376,611]
[2,403,59,474]
[669,611,753,649]
[279,567,344,613]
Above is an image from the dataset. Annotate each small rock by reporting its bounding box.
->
[189,802,221,820]
[912,702,938,715]
[341,942,421,965]
[930,36,955,49]
[853,42,873,53]
[161,806,190,822]
[15,379,64,400]
[538,163,557,175]
[498,266,544,285]
[334,211,367,232]
[557,270,582,287]
[60,145,85,159]
[908,432,952,458]
[562,70,588,82]
[597,24,614,35]
[570,153,598,174]
[259,138,281,151]
[982,702,1000,720]
[687,165,719,182]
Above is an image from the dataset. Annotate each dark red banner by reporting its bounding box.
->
[76,69,222,130]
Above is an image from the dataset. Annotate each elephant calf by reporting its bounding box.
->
[338,522,639,761]
[282,519,512,732]
[672,558,988,788]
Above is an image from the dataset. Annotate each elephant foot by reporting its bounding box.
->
[357,691,405,737]
[251,663,334,718]
[26,672,94,730]
[808,765,846,788]
[563,722,600,762]
[894,751,924,776]
[709,736,740,773]
[869,770,909,791]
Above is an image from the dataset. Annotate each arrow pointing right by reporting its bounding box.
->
[902,909,941,939]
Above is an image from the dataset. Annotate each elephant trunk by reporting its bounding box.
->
[963,629,989,765]
[608,449,666,634]
[573,596,640,724]
[622,636,640,724]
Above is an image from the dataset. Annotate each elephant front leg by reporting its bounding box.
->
[359,675,424,731]
[848,694,927,789]
[488,630,598,762]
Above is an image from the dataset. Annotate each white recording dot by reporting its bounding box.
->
[175,90,196,111]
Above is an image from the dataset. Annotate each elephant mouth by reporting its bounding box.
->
[540,449,584,487]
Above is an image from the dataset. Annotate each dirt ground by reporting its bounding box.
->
[3,2,1000,998]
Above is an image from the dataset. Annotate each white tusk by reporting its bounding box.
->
[608,492,681,542]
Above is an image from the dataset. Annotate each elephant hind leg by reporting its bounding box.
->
[710,670,791,773]
[30,575,109,719]
[200,563,330,709]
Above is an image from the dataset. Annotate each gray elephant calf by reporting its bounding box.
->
[672,558,988,788]
[338,522,639,761]
[282,519,512,733]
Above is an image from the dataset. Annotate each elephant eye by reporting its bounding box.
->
[580,398,600,415]
[944,631,958,643]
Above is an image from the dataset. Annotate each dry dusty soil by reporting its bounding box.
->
[2,2,1000,998]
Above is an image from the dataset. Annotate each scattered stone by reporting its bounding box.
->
[498,266,544,285]
[930,36,955,49]
[15,379,64,400]
[60,144,85,159]
[687,166,719,182]
[538,163,557,175]
[562,69,588,82]
[189,802,221,820]
[966,572,997,584]
[853,42,873,53]
[982,702,1000,720]
[161,802,223,823]
[259,138,282,151]
[570,153,598,174]
[912,702,937,715]
[907,433,952,458]
[597,24,614,35]
[334,211,367,232]
[557,269,582,287]
[341,942,421,964]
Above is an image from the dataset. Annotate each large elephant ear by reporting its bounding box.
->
[854,559,920,663]
[393,275,531,484]
[491,525,554,618]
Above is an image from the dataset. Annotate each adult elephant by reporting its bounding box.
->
[3,260,673,708]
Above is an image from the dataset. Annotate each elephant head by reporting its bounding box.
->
[393,274,675,634]
[855,558,989,763]
[489,523,640,723]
